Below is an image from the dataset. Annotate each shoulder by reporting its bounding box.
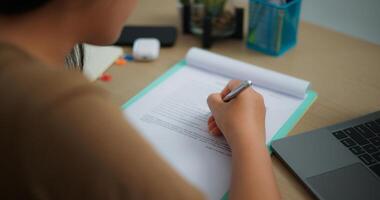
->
[0,43,108,119]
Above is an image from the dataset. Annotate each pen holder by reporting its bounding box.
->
[247,0,302,56]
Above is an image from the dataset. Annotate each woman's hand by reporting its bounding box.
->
[207,80,266,149]
[208,81,281,200]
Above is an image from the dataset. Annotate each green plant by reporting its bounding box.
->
[201,0,227,16]
[179,0,190,5]
[180,0,227,16]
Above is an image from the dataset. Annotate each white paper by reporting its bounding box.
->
[83,44,123,81]
[186,48,310,99]
[124,63,306,199]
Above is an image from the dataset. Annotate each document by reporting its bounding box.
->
[83,44,123,81]
[123,48,316,199]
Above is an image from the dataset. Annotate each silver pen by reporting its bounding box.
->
[223,80,253,102]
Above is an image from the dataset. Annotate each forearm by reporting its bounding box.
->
[229,136,281,200]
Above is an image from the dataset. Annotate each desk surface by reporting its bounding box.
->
[96,0,380,199]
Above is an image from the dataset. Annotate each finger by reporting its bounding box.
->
[210,127,223,136]
[208,121,217,131]
[220,87,231,98]
[227,80,242,90]
[207,93,223,112]
[208,116,215,125]
[221,80,242,98]
[215,128,223,136]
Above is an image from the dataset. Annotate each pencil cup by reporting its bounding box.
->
[247,0,302,56]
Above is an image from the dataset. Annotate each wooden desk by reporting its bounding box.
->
[96,0,380,199]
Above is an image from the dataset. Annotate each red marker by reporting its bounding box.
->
[99,74,112,82]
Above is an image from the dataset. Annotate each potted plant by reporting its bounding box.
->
[180,0,236,37]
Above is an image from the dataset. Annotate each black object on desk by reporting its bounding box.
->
[114,26,177,47]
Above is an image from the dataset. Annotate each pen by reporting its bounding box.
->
[223,80,253,102]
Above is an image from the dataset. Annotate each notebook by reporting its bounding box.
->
[83,44,123,81]
[122,48,317,200]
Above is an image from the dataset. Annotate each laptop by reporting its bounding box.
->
[272,111,380,200]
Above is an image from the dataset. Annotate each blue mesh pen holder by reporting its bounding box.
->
[247,0,302,56]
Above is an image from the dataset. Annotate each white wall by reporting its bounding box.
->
[301,0,380,45]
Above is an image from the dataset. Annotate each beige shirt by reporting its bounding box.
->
[0,43,204,200]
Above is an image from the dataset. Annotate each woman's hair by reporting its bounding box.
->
[1,0,85,71]
[0,0,51,15]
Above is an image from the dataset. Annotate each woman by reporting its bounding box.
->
[0,0,280,199]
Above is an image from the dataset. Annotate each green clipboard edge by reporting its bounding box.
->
[121,60,318,200]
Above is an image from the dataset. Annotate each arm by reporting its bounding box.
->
[207,80,281,200]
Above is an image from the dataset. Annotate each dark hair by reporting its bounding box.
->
[1,0,84,71]
[0,0,51,15]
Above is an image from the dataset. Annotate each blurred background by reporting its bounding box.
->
[302,0,380,45]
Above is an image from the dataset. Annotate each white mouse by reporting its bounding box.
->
[132,38,160,61]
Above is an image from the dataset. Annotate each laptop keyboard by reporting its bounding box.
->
[332,119,380,178]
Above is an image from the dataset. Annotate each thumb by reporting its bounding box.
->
[207,93,223,113]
